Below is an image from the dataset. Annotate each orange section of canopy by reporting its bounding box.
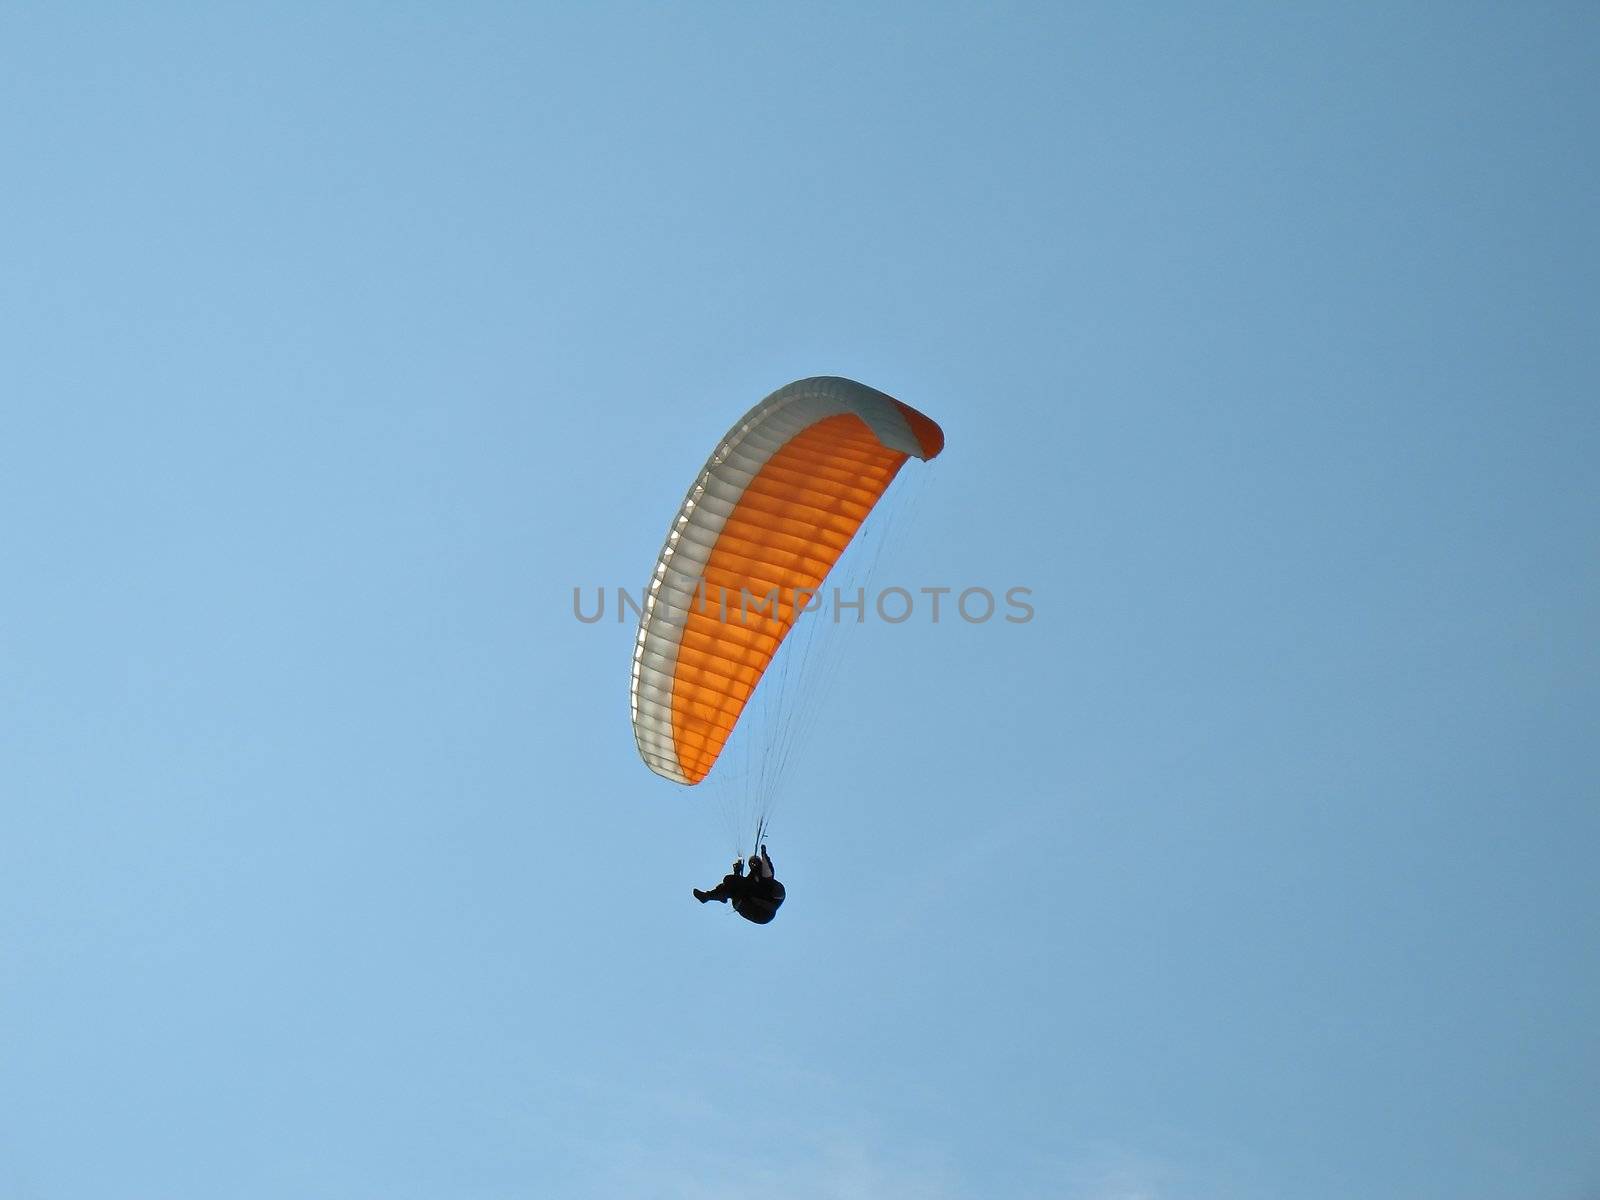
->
[668,412,909,783]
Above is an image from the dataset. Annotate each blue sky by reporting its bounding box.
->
[2,4,1597,1198]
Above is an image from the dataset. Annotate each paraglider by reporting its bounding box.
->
[630,376,945,923]
[693,844,785,924]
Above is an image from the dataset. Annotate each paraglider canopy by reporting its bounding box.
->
[630,376,945,788]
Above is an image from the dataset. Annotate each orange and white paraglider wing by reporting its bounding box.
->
[630,376,944,785]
